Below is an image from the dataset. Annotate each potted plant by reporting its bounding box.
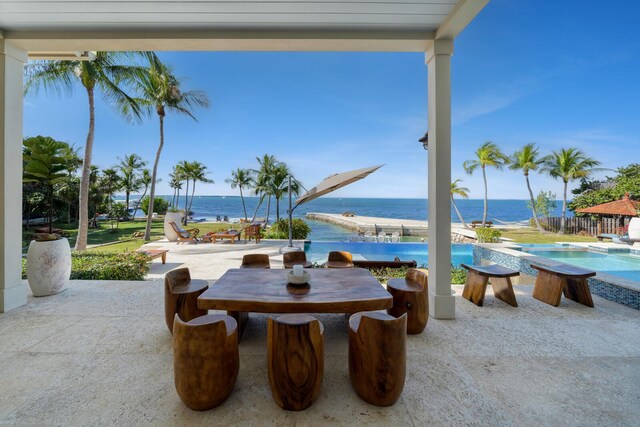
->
[164,208,184,241]
[23,136,72,296]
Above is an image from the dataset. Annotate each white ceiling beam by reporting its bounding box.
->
[4,29,435,52]
[435,0,488,40]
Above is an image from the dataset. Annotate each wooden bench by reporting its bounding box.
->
[461,263,519,307]
[353,259,417,269]
[136,248,169,264]
[471,221,493,228]
[531,263,596,307]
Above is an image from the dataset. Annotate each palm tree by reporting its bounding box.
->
[176,160,193,224]
[131,169,152,219]
[168,166,184,209]
[117,154,146,218]
[542,148,602,234]
[225,168,254,221]
[186,162,213,224]
[270,163,301,221]
[451,179,470,229]
[23,136,69,233]
[463,141,509,226]
[122,57,210,240]
[251,154,279,224]
[100,168,122,212]
[25,52,152,250]
[509,144,546,232]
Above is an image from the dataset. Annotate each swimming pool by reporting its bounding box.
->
[525,249,640,282]
[304,242,474,267]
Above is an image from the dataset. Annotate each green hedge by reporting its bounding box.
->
[22,251,149,281]
[366,265,467,285]
[264,218,311,239]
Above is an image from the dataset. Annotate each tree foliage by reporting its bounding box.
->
[569,164,640,215]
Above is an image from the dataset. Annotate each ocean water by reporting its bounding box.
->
[119,195,570,240]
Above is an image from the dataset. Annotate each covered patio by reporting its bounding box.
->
[0,0,491,318]
[2,278,639,425]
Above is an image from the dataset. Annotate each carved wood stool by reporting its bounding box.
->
[267,314,324,411]
[173,314,239,410]
[348,312,407,406]
[165,268,209,333]
[531,263,596,307]
[387,268,428,334]
[461,263,520,307]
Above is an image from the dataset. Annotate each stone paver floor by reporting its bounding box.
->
[1,267,639,426]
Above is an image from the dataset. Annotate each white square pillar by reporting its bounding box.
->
[0,40,27,312]
[426,39,455,319]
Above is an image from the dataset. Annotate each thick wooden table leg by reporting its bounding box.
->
[563,278,594,307]
[491,277,518,307]
[161,252,167,264]
[532,270,564,307]
[227,311,248,339]
[462,272,489,306]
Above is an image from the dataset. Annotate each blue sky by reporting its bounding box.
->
[23,0,640,199]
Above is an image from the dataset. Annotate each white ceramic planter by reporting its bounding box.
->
[164,211,184,242]
[26,238,71,297]
[628,217,640,239]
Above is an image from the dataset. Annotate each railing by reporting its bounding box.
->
[537,216,629,236]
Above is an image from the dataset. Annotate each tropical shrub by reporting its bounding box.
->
[22,251,149,280]
[140,196,169,215]
[264,218,311,239]
[475,227,502,243]
[368,265,467,285]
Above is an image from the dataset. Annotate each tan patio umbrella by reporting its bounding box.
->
[283,165,384,250]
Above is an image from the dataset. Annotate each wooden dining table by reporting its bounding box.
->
[198,268,393,337]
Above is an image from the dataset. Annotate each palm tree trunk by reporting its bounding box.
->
[451,195,470,229]
[75,86,95,251]
[560,180,568,234]
[144,115,164,241]
[132,185,147,219]
[183,178,190,225]
[240,186,247,220]
[250,195,264,222]
[482,166,488,226]
[176,186,180,212]
[265,195,271,225]
[125,190,130,219]
[525,173,545,232]
[276,196,280,222]
[187,181,196,220]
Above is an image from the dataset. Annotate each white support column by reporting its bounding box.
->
[426,38,455,319]
[0,40,27,312]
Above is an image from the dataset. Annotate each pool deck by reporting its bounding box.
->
[2,277,639,426]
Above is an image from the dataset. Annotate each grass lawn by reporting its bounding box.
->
[23,218,250,253]
[500,227,598,243]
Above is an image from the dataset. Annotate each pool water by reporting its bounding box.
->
[530,250,640,282]
[304,242,474,267]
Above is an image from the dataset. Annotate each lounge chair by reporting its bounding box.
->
[378,231,389,242]
[169,221,200,244]
[244,224,262,243]
[325,251,354,268]
[364,232,374,242]
[391,231,400,243]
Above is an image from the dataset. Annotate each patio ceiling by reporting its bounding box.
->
[0,0,488,52]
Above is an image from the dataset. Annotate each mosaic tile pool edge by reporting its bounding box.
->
[473,245,640,310]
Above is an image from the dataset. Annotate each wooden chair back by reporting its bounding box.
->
[169,221,190,238]
[405,268,428,290]
[283,251,307,265]
[244,224,262,243]
[241,254,270,269]
[327,251,352,263]
[165,267,191,291]
[349,312,407,406]
[173,314,239,410]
